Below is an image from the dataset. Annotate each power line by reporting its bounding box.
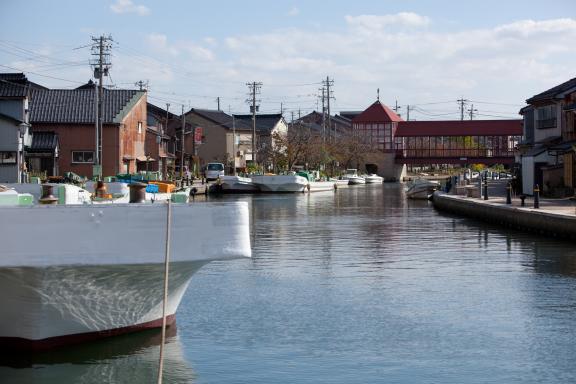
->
[0,64,86,84]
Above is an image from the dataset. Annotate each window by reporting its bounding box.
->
[138,121,143,134]
[536,105,557,129]
[0,152,16,164]
[72,151,95,164]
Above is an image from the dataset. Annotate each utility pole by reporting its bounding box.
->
[135,80,148,91]
[180,105,185,180]
[406,105,410,121]
[322,76,334,141]
[90,35,112,179]
[320,86,326,143]
[468,104,478,120]
[457,98,469,121]
[393,100,402,116]
[246,82,262,166]
[232,114,237,176]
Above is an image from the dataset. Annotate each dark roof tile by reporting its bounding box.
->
[29,131,58,151]
[233,113,283,133]
[526,77,576,104]
[29,88,144,124]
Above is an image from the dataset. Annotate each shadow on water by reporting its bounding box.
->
[433,204,576,277]
[0,326,195,384]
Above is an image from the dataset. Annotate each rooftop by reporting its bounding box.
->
[396,120,523,136]
[29,88,144,124]
[352,101,403,123]
[526,77,576,104]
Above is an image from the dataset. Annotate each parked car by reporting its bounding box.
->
[205,163,225,181]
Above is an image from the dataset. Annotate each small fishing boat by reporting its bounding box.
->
[218,175,259,193]
[331,178,350,189]
[342,169,365,185]
[297,171,336,192]
[405,178,441,200]
[251,174,308,193]
[363,174,384,184]
[0,184,251,350]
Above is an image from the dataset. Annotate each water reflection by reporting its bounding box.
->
[0,326,194,384]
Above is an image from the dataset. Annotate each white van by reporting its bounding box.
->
[205,163,225,181]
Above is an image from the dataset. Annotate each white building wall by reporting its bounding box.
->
[534,103,562,143]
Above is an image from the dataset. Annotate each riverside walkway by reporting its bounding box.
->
[432,179,576,240]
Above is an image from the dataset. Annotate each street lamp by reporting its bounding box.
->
[17,123,29,184]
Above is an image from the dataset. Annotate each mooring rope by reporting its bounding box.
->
[157,199,172,384]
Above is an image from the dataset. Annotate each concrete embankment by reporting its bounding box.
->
[432,192,576,240]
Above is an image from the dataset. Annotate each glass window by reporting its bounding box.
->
[72,151,95,164]
[207,163,224,171]
[0,152,17,164]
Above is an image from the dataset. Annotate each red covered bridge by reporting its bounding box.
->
[351,101,523,168]
[394,120,522,165]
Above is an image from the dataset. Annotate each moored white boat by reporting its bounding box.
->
[363,174,384,184]
[405,178,440,199]
[251,174,308,193]
[306,180,336,192]
[218,175,259,193]
[332,178,350,189]
[0,190,251,350]
[342,169,365,185]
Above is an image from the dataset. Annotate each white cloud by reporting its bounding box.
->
[146,34,179,56]
[217,14,576,111]
[345,12,430,34]
[110,0,150,16]
[145,34,215,61]
[288,7,299,17]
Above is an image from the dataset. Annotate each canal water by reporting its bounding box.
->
[3,184,576,383]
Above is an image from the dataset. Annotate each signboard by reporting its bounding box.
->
[194,127,203,144]
[92,165,102,178]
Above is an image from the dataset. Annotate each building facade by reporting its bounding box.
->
[519,78,576,196]
[352,101,405,180]
[0,73,33,182]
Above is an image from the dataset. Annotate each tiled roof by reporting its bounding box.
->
[188,108,251,130]
[0,73,48,97]
[353,101,403,123]
[148,102,178,120]
[396,120,523,137]
[338,111,362,120]
[0,73,29,98]
[233,113,283,133]
[29,88,144,124]
[29,131,58,152]
[526,77,576,104]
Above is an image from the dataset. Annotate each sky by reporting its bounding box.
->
[0,0,575,120]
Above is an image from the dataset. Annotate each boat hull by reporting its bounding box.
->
[364,175,384,184]
[406,180,440,200]
[0,261,204,350]
[0,202,251,349]
[347,177,366,185]
[306,181,336,192]
[251,175,307,193]
[219,176,259,193]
